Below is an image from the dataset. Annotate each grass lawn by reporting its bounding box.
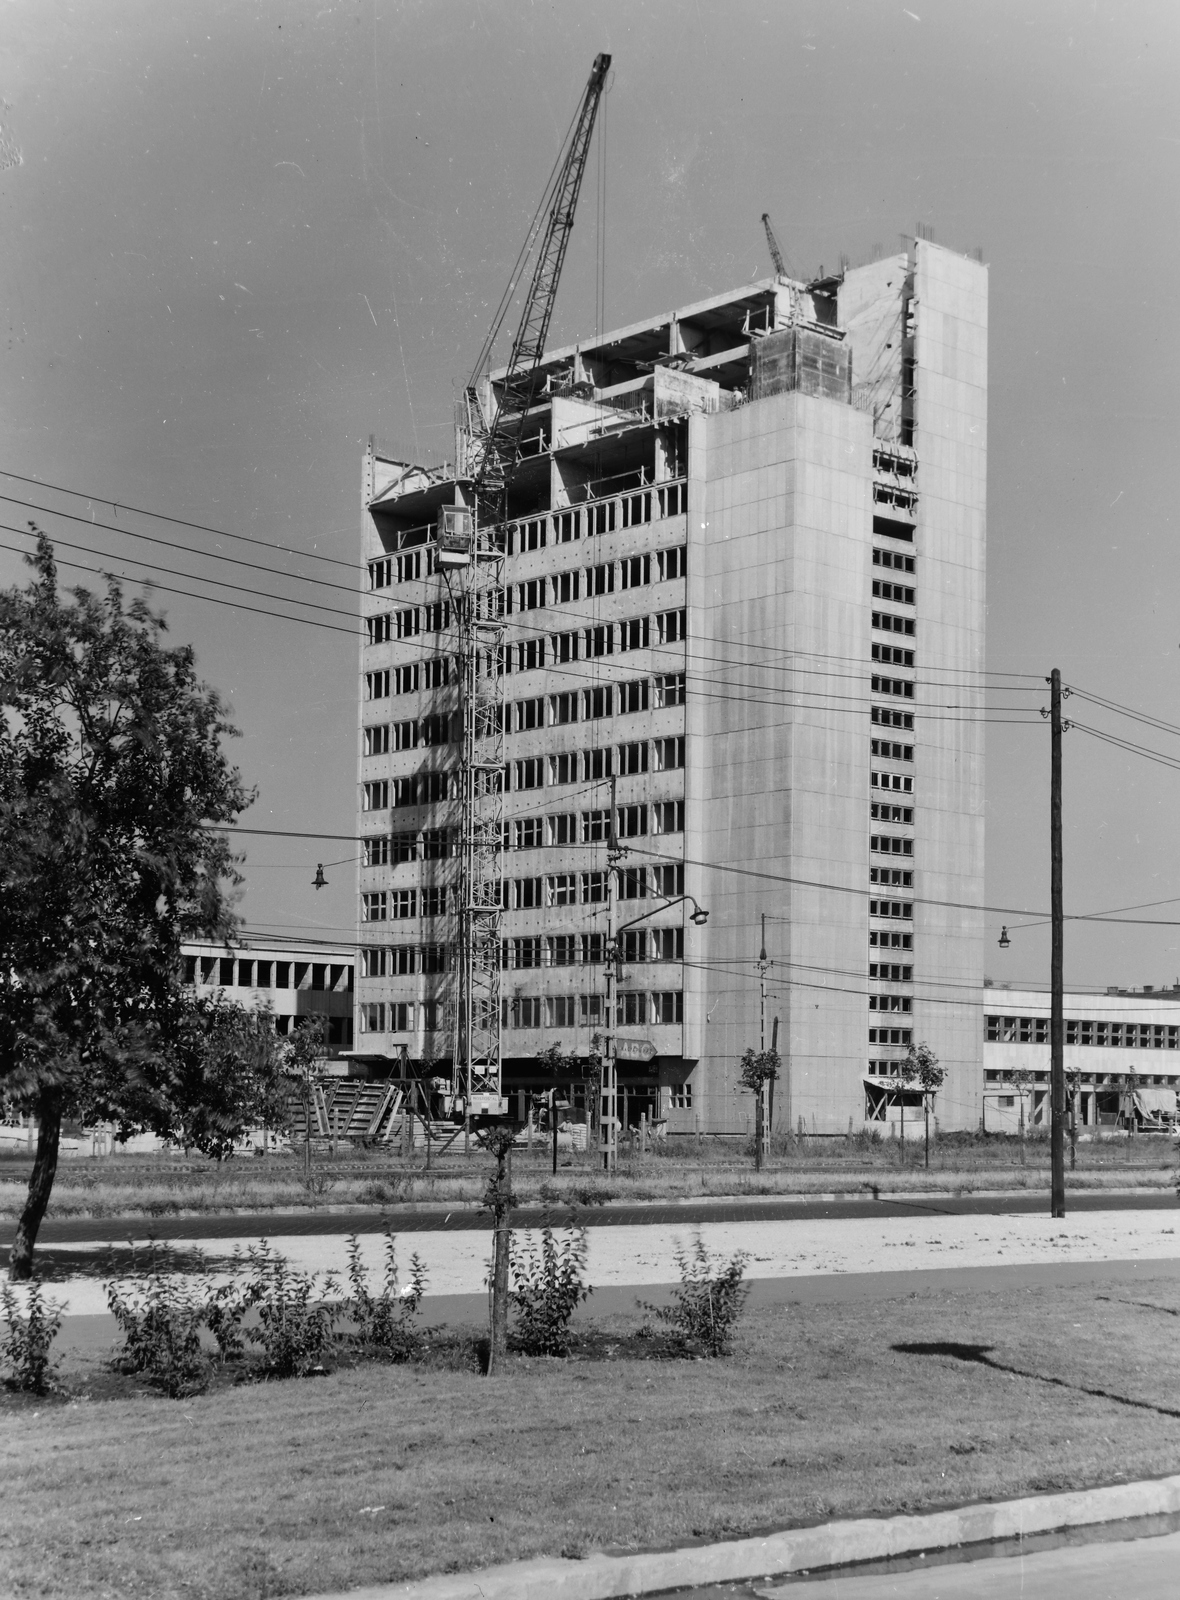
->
[2,1134,1176,1222]
[5,1274,1180,1599]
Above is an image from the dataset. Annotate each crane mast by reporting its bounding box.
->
[448,52,611,1118]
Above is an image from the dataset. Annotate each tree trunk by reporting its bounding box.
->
[9,1088,62,1282]
[754,1082,764,1172]
[899,1095,905,1162]
[924,1095,930,1168]
[487,1146,511,1375]
[1019,1099,1026,1167]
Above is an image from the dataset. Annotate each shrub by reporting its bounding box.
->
[640,1233,749,1357]
[510,1225,591,1355]
[343,1230,426,1361]
[1,1280,65,1394]
[201,1248,258,1363]
[570,1182,612,1207]
[241,1240,339,1377]
[106,1267,212,1398]
[356,1175,409,1207]
[851,1126,883,1151]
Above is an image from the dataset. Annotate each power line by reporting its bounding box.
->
[214,820,1046,921]
[0,536,360,639]
[2,478,1044,689]
[0,466,359,571]
[6,526,1042,727]
[1069,684,1180,742]
[1071,720,1180,777]
[0,521,359,623]
[1,493,361,597]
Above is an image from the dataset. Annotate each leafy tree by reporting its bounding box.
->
[1,534,252,1279]
[534,1042,583,1173]
[739,1046,779,1171]
[477,1125,517,1375]
[283,1017,329,1175]
[1066,1063,1083,1169]
[166,993,291,1159]
[900,1040,945,1168]
[1001,1064,1035,1166]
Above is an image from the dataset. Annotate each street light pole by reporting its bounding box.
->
[602,890,710,1175]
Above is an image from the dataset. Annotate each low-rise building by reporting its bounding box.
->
[978,984,1180,1133]
[181,940,355,1055]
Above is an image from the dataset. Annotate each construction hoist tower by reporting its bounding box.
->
[448,51,611,1119]
[438,503,506,1117]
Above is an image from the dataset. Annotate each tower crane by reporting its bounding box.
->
[442,53,611,1120]
[761,212,787,278]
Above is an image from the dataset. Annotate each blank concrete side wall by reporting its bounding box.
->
[690,393,872,1133]
[914,241,988,1129]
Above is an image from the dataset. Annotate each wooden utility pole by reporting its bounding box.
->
[551,1088,559,1177]
[769,1014,779,1138]
[756,913,768,1171]
[1050,667,1066,1218]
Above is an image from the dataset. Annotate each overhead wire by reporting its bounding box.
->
[0,522,359,622]
[1,473,1048,685]
[3,526,1046,727]
[3,494,1048,709]
[0,466,358,571]
[0,535,360,639]
[0,492,362,595]
[1068,684,1180,743]
[1070,720,1180,777]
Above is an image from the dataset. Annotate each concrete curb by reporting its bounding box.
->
[306,1473,1180,1600]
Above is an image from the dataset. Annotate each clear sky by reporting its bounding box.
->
[3,0,1179,991]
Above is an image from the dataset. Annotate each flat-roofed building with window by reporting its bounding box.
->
[356,238,987,1134]
[182,941,355,1056]
[976,984,1180,1134]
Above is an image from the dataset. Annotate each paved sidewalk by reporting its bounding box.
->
[17,1204,1180,1317]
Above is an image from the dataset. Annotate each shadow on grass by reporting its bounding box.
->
[1096,1295,1180,1319]
[893,1341,1180,1421]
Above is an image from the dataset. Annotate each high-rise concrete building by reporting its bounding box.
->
[355,238,987,1134]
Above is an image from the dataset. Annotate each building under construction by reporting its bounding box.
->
[352,232,991,1136]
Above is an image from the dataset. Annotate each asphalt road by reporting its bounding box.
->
[3,1187,1176,1247]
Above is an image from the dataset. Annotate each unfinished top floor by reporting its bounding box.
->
[364,242,983,536]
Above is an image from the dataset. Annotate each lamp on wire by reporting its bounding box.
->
[312,864,328,890]
[998,925,1010,949]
